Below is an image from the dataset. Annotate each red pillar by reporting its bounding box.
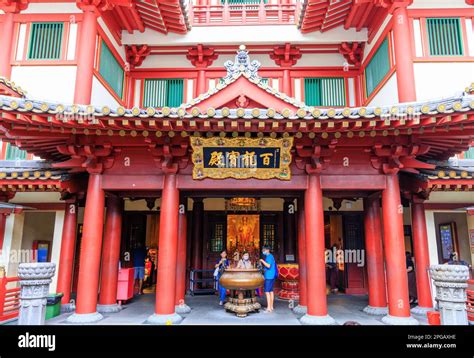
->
[410,199,433,313]
[74,7,98,105]
[363,197,388,315]
[196,69,206,95]
[300,174,335,325]
[148,173,182,324]
[293,203,307,314]
[56,202,78,309]
[392,4,417,102]
[381,174,418,324]
[0,12,15,79]
[97,197,123,313]
[175,200,191,314]
[67,173,105,323]
[282,69,291,96]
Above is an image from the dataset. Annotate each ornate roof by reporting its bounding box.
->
[0,77,26,98]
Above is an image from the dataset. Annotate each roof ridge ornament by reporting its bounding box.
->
[223,45,261,83]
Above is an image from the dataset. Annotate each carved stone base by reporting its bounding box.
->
[363,305,388,316]
[224,299,261,318]
[60,303,76,313]
[175,304,192,314]
[97,304,122,313]
[293,305,307,315]
[146,313,183,325]
[411,305,433,316]
[66,311,104,324]
[381,314,419,325]
[300,314,337,325]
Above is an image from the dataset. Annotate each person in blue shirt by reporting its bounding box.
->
[259,245,277,312]
[214,250,230,305]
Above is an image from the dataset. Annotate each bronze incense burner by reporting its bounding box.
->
[219,268,264,318]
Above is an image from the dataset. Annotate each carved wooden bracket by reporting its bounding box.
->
[371,143,433,174]
[54,143,116,174]
[148,138,189,174]
[295,140,336,174]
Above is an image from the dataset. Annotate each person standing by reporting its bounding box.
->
[132,243,147,295]
[406,251,417,304]
[259,246,277,312]
[214,250,230,305]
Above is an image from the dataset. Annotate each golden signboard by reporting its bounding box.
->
[190,136,293,180]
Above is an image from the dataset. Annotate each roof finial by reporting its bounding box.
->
[222,45,261,82]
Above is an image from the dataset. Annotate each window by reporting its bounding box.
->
[5,144,27,160]
[210,223,225,253]
[262,223,276,251]
[98,40,124,97]
[27,22,64,60]
[464,148,474,159]
[365,37,390,97]
[143,79,184,108]
[304,77,346,106]
[427,18,463,56]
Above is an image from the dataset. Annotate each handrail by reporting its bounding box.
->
[190,2,297,26]
[0,275,20,322]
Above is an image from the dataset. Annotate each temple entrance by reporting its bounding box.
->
[324,211,367,295]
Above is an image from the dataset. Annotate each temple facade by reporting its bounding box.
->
[0,0,473,325]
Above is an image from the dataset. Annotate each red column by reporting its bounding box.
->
[392,4,416,102]
[363,197,388,315]
[0,12,15,79]
[97,196,123,313]
[300,174,335,325]
[381,174,418,324]
[196,69,206,95]
[410,199,433,313]
[74,7,98,105]
[175,200,191,314]
[67,173,105,323]
[282,69,291,96]
[147,173,182,324]
[56,202,78,310]
[293,203,307,314]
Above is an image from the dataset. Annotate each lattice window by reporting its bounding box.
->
[5,144,27,160]
[365,37,390,97]
[143,79,184,108]
[210,223,225,253]
[304,77,346,106]
[427,18,463,56]
[262,223,276,251]
[99,40,124,97]
[27,22,64,60]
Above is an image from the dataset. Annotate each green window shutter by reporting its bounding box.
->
[464,148,474,159]
[99,40,124,97]
[321,78,346,107]
[365,37,390,97]
[5,144,27,160]
[427,18,463,56]
[143,79,184,108]
[27,22,64,60]
[304,78,345,106]
[304,78,321,106]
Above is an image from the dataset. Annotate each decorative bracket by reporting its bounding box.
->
[186,44,218,68]
[270,43,302,67]
[54,143,116,174]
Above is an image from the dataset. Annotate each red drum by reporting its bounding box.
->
[277,264,299,300]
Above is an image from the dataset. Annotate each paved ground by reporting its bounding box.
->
[45,293,428,325]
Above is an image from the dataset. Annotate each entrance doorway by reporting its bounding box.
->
[324,212,367,295]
